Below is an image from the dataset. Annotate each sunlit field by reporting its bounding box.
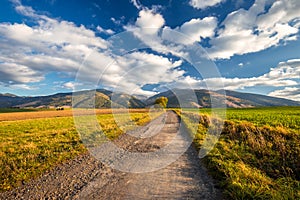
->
[181,106,300,199]
[1,107,299,198]
[0,109,161,191]
[0,108,150,121]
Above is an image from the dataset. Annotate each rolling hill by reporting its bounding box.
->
[146,89,300,108]
[0,89,146,109]
[0,89,299,109]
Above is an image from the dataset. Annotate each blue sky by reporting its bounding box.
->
[0,0,299,101]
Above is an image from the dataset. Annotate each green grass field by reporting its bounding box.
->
[0,111,161,191]
[182,106,300,130]
[181,106,300,199]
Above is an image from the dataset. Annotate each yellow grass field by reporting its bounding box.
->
[0,109,160,191]
[0,108,149,121]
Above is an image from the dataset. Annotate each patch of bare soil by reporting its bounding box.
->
[0,111,222,200]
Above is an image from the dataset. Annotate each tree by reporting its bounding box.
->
[154,96,168,108]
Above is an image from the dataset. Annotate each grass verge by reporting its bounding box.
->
[180,109,300,199]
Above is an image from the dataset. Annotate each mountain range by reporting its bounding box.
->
[0,89,299,109]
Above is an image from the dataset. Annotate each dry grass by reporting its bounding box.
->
[0,109,159,192]
[180,109,300,199]
[0,108,149,121]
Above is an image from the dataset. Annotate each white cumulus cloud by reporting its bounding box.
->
[166,58,300,100]
[134,9,165,35]
[0,1,110,86]
[189,0,225,10]
[175,17,218,44]
[199,59,300,95]
[208,0,300,59]
[269,87,300,102]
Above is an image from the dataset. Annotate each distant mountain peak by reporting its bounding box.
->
[0,89,299,108]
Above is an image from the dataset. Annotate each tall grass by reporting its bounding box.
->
[180,108,300,199]
[0,111,160,191]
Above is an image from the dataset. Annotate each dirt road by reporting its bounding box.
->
[0,111,222,199]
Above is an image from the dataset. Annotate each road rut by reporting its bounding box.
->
[77,111,222,199]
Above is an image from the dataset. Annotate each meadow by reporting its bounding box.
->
[0,109,160,191]
[181,106,300,199]
[1,106,299,199]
